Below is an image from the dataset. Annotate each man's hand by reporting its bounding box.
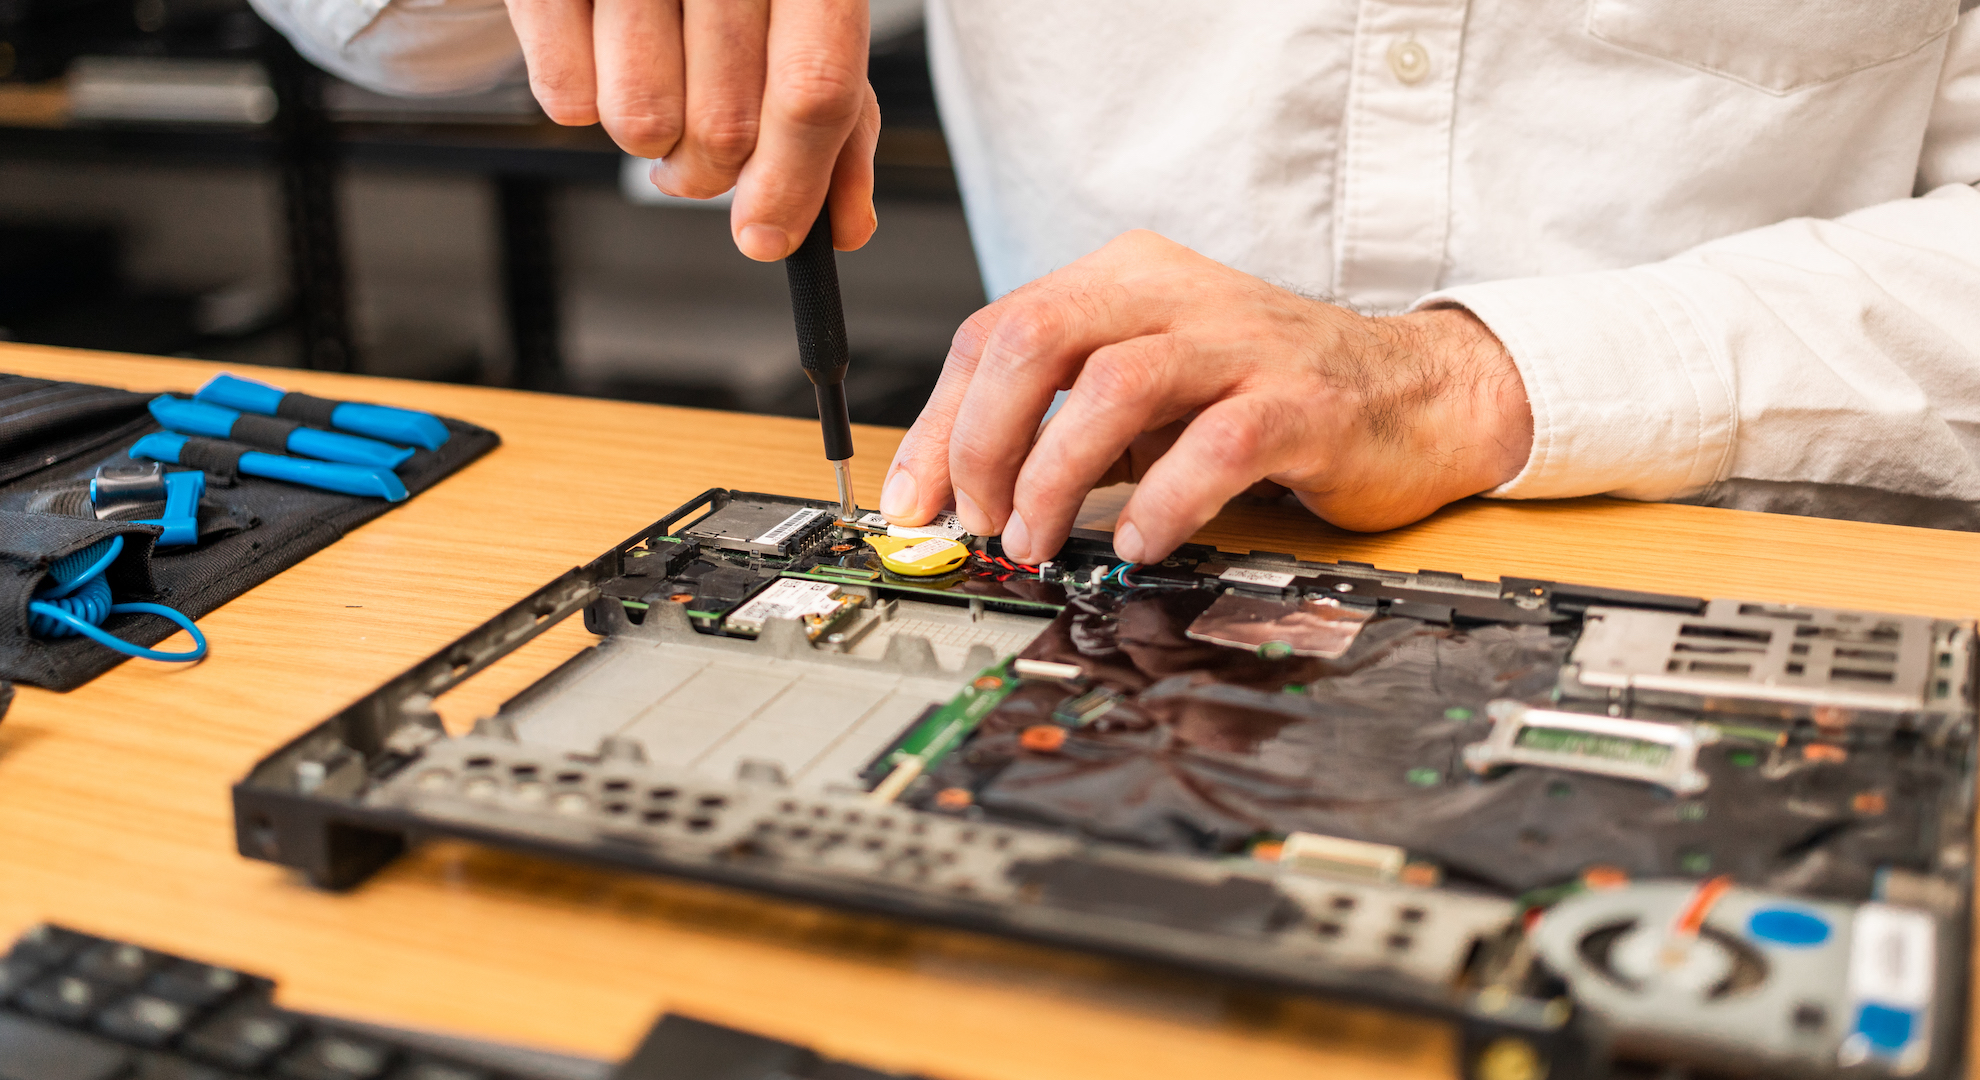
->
[880,231,1534,564]
[506,0,881,258]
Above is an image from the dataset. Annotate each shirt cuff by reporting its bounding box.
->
[1416,269,1737,502]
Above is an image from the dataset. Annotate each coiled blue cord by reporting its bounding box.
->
[28,536,207,662]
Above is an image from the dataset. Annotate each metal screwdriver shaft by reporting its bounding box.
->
[783,204,858,522]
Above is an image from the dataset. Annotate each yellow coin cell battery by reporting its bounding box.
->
[865,534,971,576]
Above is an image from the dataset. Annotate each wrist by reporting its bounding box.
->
[1376,305,1533,499]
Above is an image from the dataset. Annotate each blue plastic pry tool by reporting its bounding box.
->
[194,372,451,451]
[149,395,415,470]
[91,463,204,546]
[130,432,408,502]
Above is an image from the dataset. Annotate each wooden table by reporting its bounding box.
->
[1,343,1975,1080]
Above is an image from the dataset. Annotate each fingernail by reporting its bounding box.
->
[954,489,990,535]
[737,223,789,261]
[867,199,879,235]
[1113,522,1145,565]
[1002,510,1031,563]
[881,470,917,520]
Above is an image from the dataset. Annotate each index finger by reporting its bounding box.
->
[944,278,1166,535]
[506,0,600,126]
[728,0,868,260]
[881,305,997,526]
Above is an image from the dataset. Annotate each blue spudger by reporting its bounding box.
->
[149,396,415,470]
[194,373,451,451]
[129,433,408,502]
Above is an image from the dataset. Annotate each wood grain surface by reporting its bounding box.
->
[0,343,1975,1080]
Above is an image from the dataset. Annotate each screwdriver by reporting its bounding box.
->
[783,203,858,522]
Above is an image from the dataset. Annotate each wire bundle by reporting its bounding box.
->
[28,536,207,662]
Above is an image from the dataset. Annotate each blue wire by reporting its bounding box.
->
[28,538,207,662]
[37,535,124,600]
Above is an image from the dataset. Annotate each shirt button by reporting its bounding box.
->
[1388,38,1430,85]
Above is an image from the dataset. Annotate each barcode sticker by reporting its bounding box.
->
[1220,567,1296,589]
[891,537,959,564]
[753,507,829,547]
[888,510,965,540]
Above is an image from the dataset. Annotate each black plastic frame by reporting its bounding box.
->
[232,488,1974,1080]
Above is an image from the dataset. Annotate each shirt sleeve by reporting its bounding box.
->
[248,0,523,97]
[1421,11,1980,520]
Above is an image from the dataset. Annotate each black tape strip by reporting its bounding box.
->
[228,413,301,454]
[173,437,246,484]
[274,391,341,428]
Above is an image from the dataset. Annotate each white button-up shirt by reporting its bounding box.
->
[252,0,1980,526]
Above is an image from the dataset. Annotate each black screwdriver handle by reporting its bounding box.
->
[785,204,855,461]
[786,205,851,387]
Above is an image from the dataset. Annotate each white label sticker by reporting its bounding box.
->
[1849,903,1935,1009]
[890,537,959,564]
[752,507,828,547]
[888,510,965,541]
[856,512,890,529]
[1220,567,1296,589]
[728,579,843,626]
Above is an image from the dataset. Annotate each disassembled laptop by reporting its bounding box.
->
[235,489,1975,1079]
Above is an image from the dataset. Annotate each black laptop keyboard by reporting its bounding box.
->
[0,925,922,1080]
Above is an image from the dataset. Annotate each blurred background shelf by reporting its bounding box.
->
[0,0,982,426]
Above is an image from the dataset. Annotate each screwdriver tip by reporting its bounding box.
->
[833,458,857,522]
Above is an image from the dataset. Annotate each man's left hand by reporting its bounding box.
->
[880,230,1535,565]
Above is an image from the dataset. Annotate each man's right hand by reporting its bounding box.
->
[505,0,881,259]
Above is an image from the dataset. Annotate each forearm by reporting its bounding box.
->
[1425,183,1980,516]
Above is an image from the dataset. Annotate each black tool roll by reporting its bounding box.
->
[0,373,498,691]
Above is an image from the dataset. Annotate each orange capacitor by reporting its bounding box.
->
[1020,725,1068,753]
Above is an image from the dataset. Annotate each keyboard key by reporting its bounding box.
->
[0,1012,133,1080]
[391,1061,489,1080]
[0,955,49,1001]
[7,925,88,969]
[73,941,162,987]
[135,1054,242,1080]
[183,1005,300,1070]
[17,973,114,1024]
[97,993,194,1047]
[276,1032,396,1080]
[145,961,248,1010]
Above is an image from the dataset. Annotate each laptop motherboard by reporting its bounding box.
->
[234,488,1974,1080]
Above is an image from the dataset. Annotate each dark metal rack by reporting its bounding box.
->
[0,17,955,392]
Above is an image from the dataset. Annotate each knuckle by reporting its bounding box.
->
[607,109,685,155]
[689,107,759,167]
[772,52,865,127]
[539,100,593,126]
[950,307,999,355]
[980,304,1066,376]
[531,87,594,126]
[948,427,1014,485]
[1079,349,1155,407]
[1193,406,1268,471]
